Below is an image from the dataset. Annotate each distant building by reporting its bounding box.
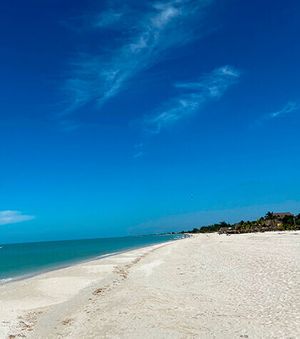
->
[264,212,295,228]
[272,212,294,219]
[218,227,238,235]
[218,227,229,234]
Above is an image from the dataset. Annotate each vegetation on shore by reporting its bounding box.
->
[181,212,300,234]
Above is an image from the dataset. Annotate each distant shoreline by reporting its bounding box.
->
[0,234,182,285]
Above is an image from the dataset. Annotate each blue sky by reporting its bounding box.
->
[1,0,300,243]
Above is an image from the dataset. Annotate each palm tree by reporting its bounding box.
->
[265,211,274,220]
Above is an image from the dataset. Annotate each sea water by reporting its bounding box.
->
[0,234,181,283]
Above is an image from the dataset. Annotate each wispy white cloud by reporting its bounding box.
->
[133,143,145,159]
[93,9,124,29]
[0,210,35,226]
[269,101,299,119]
[254,101,299,127]
[144,66,240,133]
[62,0,212,114]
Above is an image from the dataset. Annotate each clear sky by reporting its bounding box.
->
[1,0,300,243]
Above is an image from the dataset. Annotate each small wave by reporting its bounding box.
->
[0,278,13,285]
[95,252,119,259]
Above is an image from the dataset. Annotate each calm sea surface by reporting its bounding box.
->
[0,234,181,282]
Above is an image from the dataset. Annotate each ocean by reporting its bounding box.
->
[0,234,181,283]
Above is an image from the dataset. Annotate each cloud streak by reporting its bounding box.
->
[133,143,145,159]
[93,9,124,29]
[269,101,299,119]
[144,66,240,133]
[0,210,35,226]
[254,101,299,127]
[63,0,212,114]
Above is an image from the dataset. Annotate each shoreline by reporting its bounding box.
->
[0,236,183,286]
[0,251,120,286]
[0,239,178,338]
[1,231,299,338]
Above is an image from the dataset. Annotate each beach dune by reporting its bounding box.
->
[1,232,299,338]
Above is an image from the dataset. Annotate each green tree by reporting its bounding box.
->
[265,211,274,220]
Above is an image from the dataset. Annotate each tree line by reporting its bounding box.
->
[180,212,300,234]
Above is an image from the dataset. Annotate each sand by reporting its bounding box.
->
[0,232,299,338]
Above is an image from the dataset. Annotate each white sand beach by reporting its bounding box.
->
[1,231,299,339]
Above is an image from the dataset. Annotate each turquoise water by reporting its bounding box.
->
[0,234,181,282]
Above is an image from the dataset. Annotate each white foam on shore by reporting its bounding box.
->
[0,278,13,284]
